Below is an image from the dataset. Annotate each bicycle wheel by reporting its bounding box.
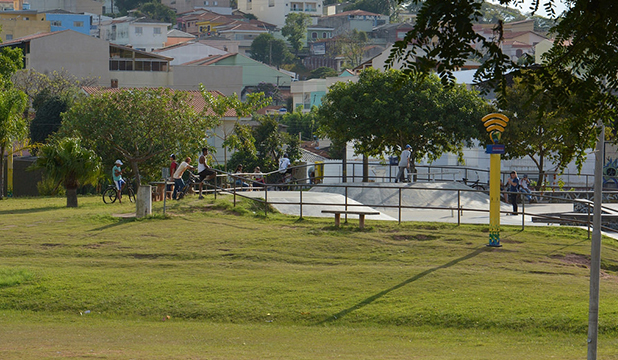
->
[102,187,117,204]
[127,187,136,203]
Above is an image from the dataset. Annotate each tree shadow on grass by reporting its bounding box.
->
[0,206,62,215]
[317,247,488,325]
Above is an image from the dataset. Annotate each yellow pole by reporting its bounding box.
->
[488,153,502,247]
[7,145,13,197]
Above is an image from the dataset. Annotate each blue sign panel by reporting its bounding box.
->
[486,144,505,154]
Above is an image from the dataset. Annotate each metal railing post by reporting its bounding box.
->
[233,176,236,207]
[398,187,402,225]
[457,190,461,226]
[345,186,348,223]
[299,188,303,220]
[522,197,525,230]
[588,204,591,239]
[264,184,268,216]
[214,174,217,199]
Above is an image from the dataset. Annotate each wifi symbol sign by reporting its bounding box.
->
[482,113,509,144]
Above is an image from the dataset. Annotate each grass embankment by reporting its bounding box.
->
[2,195,618,359]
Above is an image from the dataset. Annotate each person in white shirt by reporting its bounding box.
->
[197,147,216,199]
[172,157,194,200]
[279,153,291,174]
[396,144,411,183]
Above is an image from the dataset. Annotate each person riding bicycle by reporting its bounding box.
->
[197,147,216,199]
[112,159,125,204]
[172,157,194,200]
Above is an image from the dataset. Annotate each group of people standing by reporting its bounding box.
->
[169,148,216,200]
[505,171,533,215]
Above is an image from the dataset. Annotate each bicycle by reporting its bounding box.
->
[102,180,135,204]
[176,172,200,199]
[461,171,487,191]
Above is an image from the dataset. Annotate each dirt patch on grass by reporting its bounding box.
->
[443,238,462,242]
[83,241,120,249]
[392,234,438,241]
[551,253,590,268]
[416,225,438,231]
[41,243,64,248]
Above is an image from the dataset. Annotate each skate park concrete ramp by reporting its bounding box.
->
[310,182,508,211]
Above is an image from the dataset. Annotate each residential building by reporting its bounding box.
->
[472,19,547,62]
[317,10,387,36]
[28,0,103,15]
[176,8,274,38]
[217,22,269,55]
[306,25,332,43]
[197,37,239,53]
[290,70,357,112]
[161,0,231,15]
[370,22,414,45]
[0,30,173,88]
[99,16,170,51]
[0,10,50,42]
[236,0,324,28]
[46,9,91,35]
[165,28,196,47]
[0,0,16,11]
[153,40,227,65]
[176,52,293,94]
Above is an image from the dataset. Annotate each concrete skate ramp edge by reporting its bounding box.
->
[310,182,511,211]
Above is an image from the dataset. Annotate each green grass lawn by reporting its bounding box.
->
[2,195,618,359]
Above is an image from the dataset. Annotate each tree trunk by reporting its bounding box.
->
[130,160,141,187]
[410,150,417,182]
[538,152,545,191]
[0,145,5,200]
[362,154,369,182]
[342,142,347,183]
[66,187,78,207]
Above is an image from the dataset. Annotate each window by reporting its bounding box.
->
[268,0,274,6]
[50,20,62,26]
[311,32,317,39]
[154,27,161,35]
[5,34,12,40]
[23,17,29,20]
[322,32,326,38]
[135,27,143,35]
[214,1,218,5]
[247,0,252,10]
[204,0,208,4]
[74,21,84,27]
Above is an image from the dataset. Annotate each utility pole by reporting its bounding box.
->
[588,121,604,360]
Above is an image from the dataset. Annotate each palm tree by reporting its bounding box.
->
[31,137,101,207]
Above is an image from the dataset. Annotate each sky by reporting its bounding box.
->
[488,0,569,18]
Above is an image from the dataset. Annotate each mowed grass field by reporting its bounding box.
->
[2,195,618,359]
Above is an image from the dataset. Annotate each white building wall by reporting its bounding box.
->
[128,23,169,52]
[156,42,227,65]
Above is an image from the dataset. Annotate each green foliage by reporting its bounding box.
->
[61,88,206,185]
[36,174,65,196]
[281,12,312,55]
[225,116,301,173]
[390,0,618,132]
[253,82,283,105]
[30,137,101,207]
[135,1,176,25]
[345,0,399,18]
[332,29,368,68]
[0,47,24,85]
[0,268,33,288]
[498,75,598,187]
[13,69,97,105]
[280,108,317,140]
[0,87,27,199]
[201,85,271,169]
[30,95,69,145]
[317,69,489,165]
[309,66,338,79]
[249,34,292,66]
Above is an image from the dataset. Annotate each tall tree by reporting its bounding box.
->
[334,29,368,68]
[31,137,101,207]
[30,95,68,145]
[250,34,292,66]
[136,1,176,24]
[317,69,489,178]
[498,75,597,188]
[61,88,206,185]
[0,87,27,199]
[389,0,618,128]
[201,85,270,171]
[281,13,312,56]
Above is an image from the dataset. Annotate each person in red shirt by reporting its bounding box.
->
[168,154,178,194]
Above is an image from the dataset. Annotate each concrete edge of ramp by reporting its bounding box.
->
[242,191,397,221]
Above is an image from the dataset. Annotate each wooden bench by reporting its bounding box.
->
[321,210,380,229]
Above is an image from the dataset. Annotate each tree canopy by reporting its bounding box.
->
[31,137,101,207]
[317,69,489,171]
[61,88,207,185]
[389,0,618,124]
[250,34,292,67]
[281,13,312,56]
[135,1,176,25]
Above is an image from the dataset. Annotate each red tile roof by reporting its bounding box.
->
[81,87,239,117]
[180,52,237,66]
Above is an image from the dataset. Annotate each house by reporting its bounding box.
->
[290,71,358,112]
[153,40,228,65]
[28,0,103,15]
[317,9,388,36]
[0,30,173,88]
[45,9,91,36]
[165,28,196,47]
[370,22,414,45]
[216,22,269,55]
[306,25,332,43]
[236,0,324,28]
[99,16,170,52]
[161,0,231,15]
[81,86,249,165]
[0,10,50,42]
[182,52,293,87]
